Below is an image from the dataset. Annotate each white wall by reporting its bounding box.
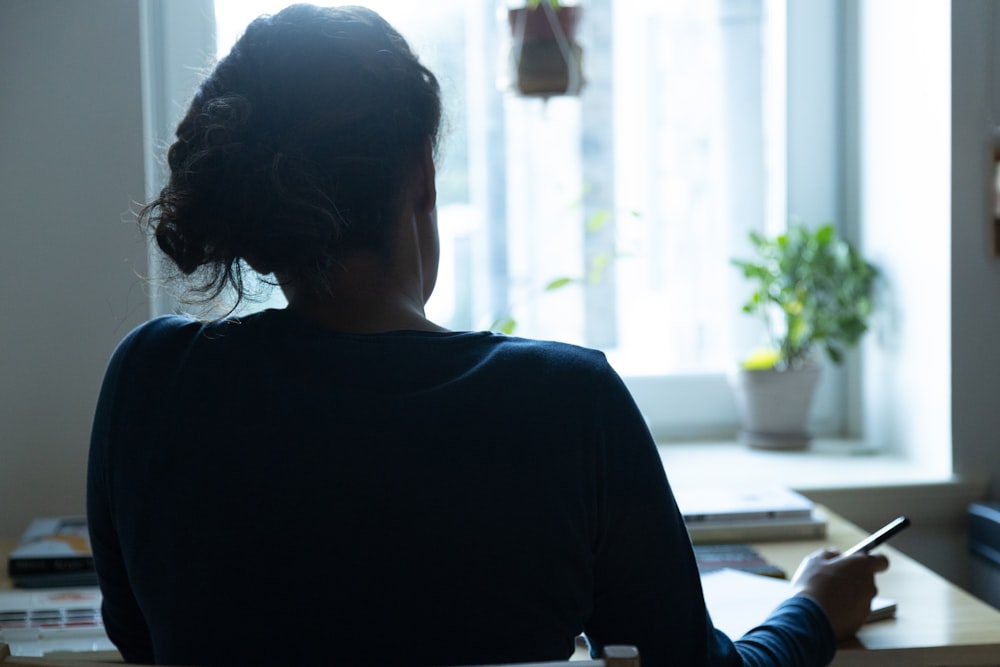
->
[853,1,952,470]
[950,1,1000,493]
[0,0,215,539]
[0,1,150,537]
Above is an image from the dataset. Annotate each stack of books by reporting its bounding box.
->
[0,586,115,658]
[675,486,828,544]
[7,517,97,589]
[2,517,114,657]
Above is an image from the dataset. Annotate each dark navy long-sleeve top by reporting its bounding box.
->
[87,310,835,666]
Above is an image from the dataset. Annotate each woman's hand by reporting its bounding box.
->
[791,547,890,640]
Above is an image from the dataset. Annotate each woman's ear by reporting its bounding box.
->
[414,138,437,214]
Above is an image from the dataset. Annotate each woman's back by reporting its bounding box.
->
[89,310,695,665]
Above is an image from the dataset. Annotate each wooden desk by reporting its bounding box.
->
[754,507,1000,666]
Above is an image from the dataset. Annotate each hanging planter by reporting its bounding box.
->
[506,1,584,97]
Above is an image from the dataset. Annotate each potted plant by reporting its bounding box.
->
[730,223,878,450]
[506,0,584,97]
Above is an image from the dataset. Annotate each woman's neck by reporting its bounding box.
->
[285,297,446,334]
[281,253,447,334]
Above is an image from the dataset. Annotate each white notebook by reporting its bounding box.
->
[676,486,815,524]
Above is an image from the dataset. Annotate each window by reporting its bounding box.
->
[196,0,842,439]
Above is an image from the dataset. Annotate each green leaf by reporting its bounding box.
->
[490,317,517,334]
[545,277,575,291]
[816,224,836,244]
[587,209,612,232]
[588,254,610,284]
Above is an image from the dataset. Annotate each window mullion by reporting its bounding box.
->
[581,0,618,350]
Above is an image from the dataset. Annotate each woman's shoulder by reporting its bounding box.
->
[477,334,621,388]
[115,314,202,352]
[133,313,201,335]
[116,311,270,350]
[106,315,221,378]
[487,333,610,367]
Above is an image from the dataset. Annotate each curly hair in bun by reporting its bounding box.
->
[142,4,442,305]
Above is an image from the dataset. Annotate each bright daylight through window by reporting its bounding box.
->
[211,0,793,437]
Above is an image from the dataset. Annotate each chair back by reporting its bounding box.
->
[454,645,640,667]
[0,642,639,667]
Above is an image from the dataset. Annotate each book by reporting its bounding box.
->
[694,543,787,578]
[674,485,825,543]
[676,486,815,524]
[0,587,114,657]
[686,509,828,544]
[701,568,896,639]
[8,517,97,588]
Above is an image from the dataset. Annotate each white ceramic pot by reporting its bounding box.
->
[729,365,822,450]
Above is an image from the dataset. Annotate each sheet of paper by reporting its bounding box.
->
[701,568,895,639]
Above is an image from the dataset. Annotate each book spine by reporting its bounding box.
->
[8,556,95,576]
[688,522,827,545]
[685,509,814,523]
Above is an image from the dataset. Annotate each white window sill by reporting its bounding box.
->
[656,439,963,492]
